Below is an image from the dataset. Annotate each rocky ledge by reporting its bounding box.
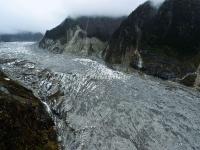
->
[0,72,59,150]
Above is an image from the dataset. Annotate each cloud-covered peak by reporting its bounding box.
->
[0,0,165,34]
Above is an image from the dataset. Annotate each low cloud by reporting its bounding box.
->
[0,0,165,34]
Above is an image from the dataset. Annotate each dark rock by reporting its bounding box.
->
[104,0,200,86]
[0,72,59,150]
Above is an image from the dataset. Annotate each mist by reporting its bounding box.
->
[0,0,164,34]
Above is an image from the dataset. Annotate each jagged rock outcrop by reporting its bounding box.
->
[0,32,43,42]
[0,72,59,150]
[104,0,200,87]
[39,16,125,56]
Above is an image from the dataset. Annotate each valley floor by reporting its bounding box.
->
[0,42,200,150]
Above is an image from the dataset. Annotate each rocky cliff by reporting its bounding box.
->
[39,16,125,56]
[104,0,200,87]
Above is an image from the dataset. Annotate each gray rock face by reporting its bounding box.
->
[39,16,125,56]
[1,42,200,150]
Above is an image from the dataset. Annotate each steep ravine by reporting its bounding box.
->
[0,42,200,150]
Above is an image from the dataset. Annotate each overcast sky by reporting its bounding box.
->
[0,0,164,34]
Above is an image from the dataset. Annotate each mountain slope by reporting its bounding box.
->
[39,16,125,55]
[0,72,59,150]
[104,0,200,86]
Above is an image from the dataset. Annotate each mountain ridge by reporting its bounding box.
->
[39,16,125,55]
